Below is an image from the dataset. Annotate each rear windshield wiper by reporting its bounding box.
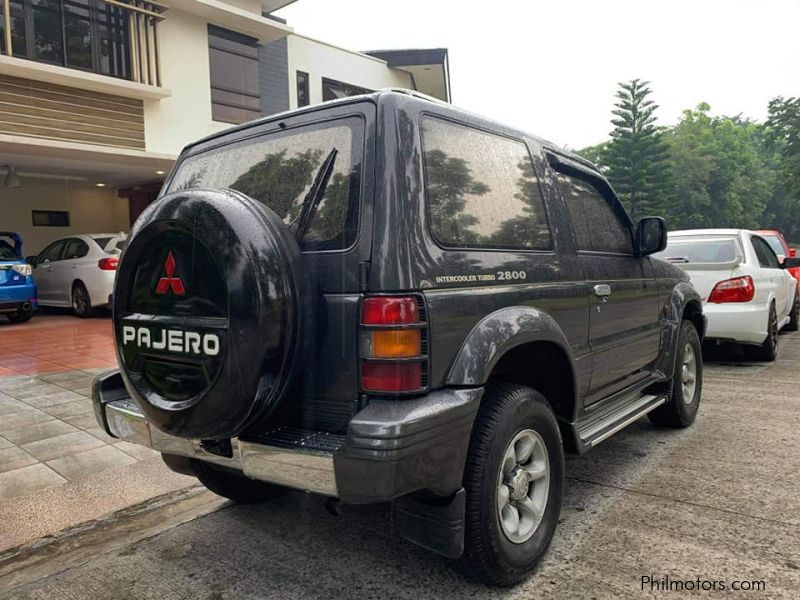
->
[290,148,338,242]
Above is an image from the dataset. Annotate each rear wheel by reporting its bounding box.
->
[459,384,563,586]
[746,303,778,362]
[649,320,702,428]
[193,460,288,504]
[71,281,92,318]
[786,290,799,332]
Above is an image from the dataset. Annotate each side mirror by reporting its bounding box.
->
[25,255,37,267]
[635,217,667,257]
[782,257,800,269]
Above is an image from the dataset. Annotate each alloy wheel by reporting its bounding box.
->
[681,342,697,404]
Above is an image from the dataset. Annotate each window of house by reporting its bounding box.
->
[3,0,130,78]
[321,77,371,102]
[208,25,260,124]
[420,117,552,250]
[32,210,70,227]
[296,70,309,107]
[556,172,632,254]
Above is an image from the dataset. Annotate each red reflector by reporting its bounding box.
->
[361,362,422,392]
[708,275,755,303]
[98,257,119,271]
[362,296,419,325]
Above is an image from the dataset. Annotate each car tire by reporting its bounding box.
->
[71,281,93,318]
[746,303,778,362]
[785,291,799,332]
[7,308,33,324]
[193,460,288,504]
[459,383,564,587]
[649,320,702,428]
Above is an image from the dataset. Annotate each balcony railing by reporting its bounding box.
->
[1,0,167,87]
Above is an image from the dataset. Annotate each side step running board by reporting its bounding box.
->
[577,393,667,449]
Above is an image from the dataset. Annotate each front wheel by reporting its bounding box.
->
[649,320,702,428]
[193,460,288,504]
[459,384,564,586]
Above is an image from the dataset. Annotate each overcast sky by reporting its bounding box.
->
[276,0,800,149]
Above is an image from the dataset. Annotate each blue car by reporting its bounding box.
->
[0,232,37,323]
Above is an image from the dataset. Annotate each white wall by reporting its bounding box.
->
[143,10,230,157]
[287,35,413,108]
[0,180,128,255]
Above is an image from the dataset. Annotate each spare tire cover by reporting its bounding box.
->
[114,188,306,439]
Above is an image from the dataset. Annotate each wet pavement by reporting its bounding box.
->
[1,331,799,598]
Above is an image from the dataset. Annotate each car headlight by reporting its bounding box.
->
[12,264,32,277]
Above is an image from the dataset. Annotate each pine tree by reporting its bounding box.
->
[601,79,673,221]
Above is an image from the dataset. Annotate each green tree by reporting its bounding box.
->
[601,79,673,220]
[765,97,800,240]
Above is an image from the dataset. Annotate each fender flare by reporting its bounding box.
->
[445,306,579,415]
[659,281,705,375]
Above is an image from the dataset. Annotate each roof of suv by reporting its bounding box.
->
[185,89,600,176]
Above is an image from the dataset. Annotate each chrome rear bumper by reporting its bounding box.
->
[104,398,339,496]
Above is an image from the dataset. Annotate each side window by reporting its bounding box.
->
[421,116,552,250]
[38,241,65,263]
[63,238,89,260]
[556,172,632,254]
[752,236,780,269]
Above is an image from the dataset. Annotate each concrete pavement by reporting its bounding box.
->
[2,333,799,598]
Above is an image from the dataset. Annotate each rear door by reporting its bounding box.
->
[553,164,661,404]
[751,234,791,318]
[54,238,91,304]
[34,240,66,303]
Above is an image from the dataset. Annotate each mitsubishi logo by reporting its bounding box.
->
[155,251,186,296]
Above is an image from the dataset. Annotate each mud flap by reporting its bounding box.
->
[392,488,465,559]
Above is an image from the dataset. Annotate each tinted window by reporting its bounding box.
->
[421,117,552,250]
[39,241,65,263]
[32,210,70,227]
[62,238,89,259]
[208,26,260,124]
[168,117,364,252]
[297,71,309,107]
[557,173,632,254]
[92,236,114,250]
[752,236,780,269]
[656,237,740,263]
[761,235,785,257]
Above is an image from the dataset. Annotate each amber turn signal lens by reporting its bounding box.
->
[371,329,421,358]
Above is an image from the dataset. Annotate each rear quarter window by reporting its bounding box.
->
[167,117,364,252]
[420,116,552,251]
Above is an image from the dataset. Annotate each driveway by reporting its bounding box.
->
[2,332,798,598]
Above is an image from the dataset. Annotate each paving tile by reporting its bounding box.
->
[37,371,88,384]
[40,399,94,420]
[46,446,136,481]
[0,436,12,449]
[85,426,116,444]
[2,420,80,446]
[82,367,116,376]
[0,446,38,473]
[62,414,100,430]
[21,430,106,461]
[10,382,66,400]
[0,396,31,417]
[0,376,38,392]
[56,377,96,391]
[0,463,67,501]
[114,440,159,461]
[20,389,85,409]
[0,408,55,432]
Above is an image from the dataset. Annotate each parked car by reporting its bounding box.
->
[656,229,800,360]
[0,231,37,323]
[91,90,706,586]
[755,229,800,282]
[31,233,125,317]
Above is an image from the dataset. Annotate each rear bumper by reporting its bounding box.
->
[92,370,481,503]
[0,283,37,312]
[703,302,769,345]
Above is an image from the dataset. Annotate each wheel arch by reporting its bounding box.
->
[445,306,580,452]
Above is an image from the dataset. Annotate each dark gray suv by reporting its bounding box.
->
[93,90,705,586]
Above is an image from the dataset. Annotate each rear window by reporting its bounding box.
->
[656,237,740,263]
[167,117,364,252]
[0,243,18,260]
[421,116,552,250]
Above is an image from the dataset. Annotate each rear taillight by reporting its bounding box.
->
[708,275,755,303]
[360,296,427,394]
[98,257,119,271]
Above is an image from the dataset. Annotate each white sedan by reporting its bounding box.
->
[656,229,800,361]
[32,233,126,317]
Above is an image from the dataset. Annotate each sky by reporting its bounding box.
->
[276,0,800,150]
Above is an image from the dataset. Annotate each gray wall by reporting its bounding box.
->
[259,37,290,116]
